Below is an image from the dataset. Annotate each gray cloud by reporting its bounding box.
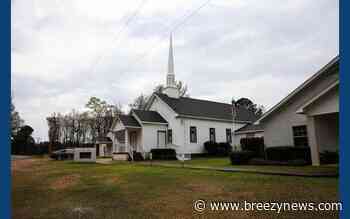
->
[11,0,338,140]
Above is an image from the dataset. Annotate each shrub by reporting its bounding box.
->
[133,152,144,161]
[218,142,232,155]
[320,151,339,164]
[150,148,177,160]
[240,137,265,157]
[204,141,232,156]
[204,141,218,155]
[229,151,255,165]
[265,146,311,163]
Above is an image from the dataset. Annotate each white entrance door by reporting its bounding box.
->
[157,131,166,148]
[130,132,137,152]
[99,144,106,156]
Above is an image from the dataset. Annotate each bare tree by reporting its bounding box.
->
[47,112,61,153]
[47,97,123,147]
[11,99,24,138]
[86,97,123,139]
[129,94,149,110]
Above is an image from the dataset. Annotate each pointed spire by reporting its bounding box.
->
[164,34,180,98]
[168,33,174,74]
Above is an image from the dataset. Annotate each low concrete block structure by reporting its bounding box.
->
[74,148,96,162]
[112,153,129,161]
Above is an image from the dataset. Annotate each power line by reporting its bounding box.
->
[88,0,148,75]
[171,0,211,32]
[117,0,212,76]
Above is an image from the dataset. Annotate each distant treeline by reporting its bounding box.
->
[12,141,96,155]
[47,97,123,147]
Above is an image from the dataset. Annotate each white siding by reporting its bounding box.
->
[148,96,184,147]
[262,68,339,148]
[148,94,249,154]
[112,120,125,132]
[141,123,168,152]
[182,118,245,154]
[304,86,339,116]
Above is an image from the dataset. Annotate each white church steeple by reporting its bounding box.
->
[168,34,174,75]
[163,34,180,98]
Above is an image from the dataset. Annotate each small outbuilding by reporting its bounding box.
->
[74,148,96,162]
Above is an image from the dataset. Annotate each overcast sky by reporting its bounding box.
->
[11,0,339,141]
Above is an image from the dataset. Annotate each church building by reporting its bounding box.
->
[107,35,258,159]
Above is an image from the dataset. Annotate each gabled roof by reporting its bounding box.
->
[296,80,339,114]
[235,124,264,134]
[132,110,168,124]
[257,55,339,123]
[155,93,259,123]
[118,115,141,127]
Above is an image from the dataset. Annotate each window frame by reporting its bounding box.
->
[226,128,232,143]
[167,129,172,144]
[190,126,197,143]
[209,128,216,142]
[292,125,309,147]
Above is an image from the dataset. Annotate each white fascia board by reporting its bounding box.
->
[296,80,339,114]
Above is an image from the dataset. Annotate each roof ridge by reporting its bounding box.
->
[157,93,232,106]
[180,96,231,106]
[133,109,157,112]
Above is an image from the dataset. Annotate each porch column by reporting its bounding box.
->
[113,133,118,152]
[125,129,129,153]
[307,116,320,166]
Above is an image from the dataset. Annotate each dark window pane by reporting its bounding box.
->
[80,152,92,159]
[168,130,172,144]
[292,125,308,147]
[226,128,232,143]
[209,128,216,142]
[190,126,197,143]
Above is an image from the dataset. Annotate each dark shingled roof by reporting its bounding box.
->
[235,124,264,133]
[118,115,141,127]
[132,110,168,124]
[155,93,259,122]
[95,136,112,143]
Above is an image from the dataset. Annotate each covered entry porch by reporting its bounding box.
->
[112,128,142,154]
[298,82,339,166]
[307,112,339,166]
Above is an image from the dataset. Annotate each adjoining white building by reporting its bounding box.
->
[257,56,339,166]
[108,36,258,158]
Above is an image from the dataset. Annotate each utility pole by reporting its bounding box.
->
[231,98,237,151]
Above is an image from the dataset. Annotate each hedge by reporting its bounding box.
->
[204,141,232,156]
[265,146,311,163]
[240,137,265,158]
[150,148,177,160]
[320,151,339,164]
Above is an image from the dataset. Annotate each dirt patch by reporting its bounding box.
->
[183,182,226,195]
[11,159,36,172]
[50,174,80,190]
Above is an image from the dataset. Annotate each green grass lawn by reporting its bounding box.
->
[12,158,339,219]
[158,157,339,174]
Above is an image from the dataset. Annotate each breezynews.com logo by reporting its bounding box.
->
[193,200,342,213]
